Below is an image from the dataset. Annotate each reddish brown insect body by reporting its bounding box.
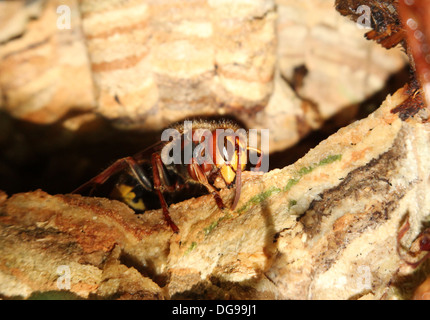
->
[73,120,262,233]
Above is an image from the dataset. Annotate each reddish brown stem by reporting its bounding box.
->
[151,153,179,233]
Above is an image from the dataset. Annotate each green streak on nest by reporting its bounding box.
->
[185,241,197,255]
[236,186,281,214]
[317,154,342,166]
[288,199,297,208]
[283,178,299,191]
[236,154,342,214]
